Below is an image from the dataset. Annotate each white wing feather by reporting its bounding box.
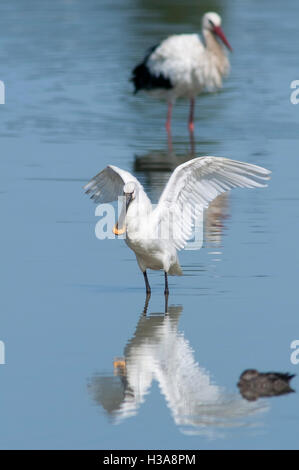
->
[84,165,144,204]
[152,157,271,250]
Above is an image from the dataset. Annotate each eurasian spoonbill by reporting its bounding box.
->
[84,156,270,296]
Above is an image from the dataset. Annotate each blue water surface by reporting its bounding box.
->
[0,0,299,450]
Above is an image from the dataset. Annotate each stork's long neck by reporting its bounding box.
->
[203,29,228,73]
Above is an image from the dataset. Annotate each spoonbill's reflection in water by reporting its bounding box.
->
[88,303,268,438]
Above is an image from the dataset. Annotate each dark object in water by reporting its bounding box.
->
[131,44,173,94]
[238,369,295,401]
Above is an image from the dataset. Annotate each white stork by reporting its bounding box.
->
[131,12,232,133]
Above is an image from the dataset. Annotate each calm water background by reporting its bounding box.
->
[0,0,299,449]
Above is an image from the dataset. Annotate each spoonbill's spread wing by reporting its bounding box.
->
[153,157,271,250]
[84,165,143,203]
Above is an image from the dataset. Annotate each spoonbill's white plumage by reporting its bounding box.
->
[131,12,232,133]
[84,157,270,295]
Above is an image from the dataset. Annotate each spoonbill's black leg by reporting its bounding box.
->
[143,271,151,295]
[164,293,169,314]
[143,293,151,316]
[164,272,169,313]
[164,271,169,296]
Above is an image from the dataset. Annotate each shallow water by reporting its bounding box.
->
[0,0,299,449]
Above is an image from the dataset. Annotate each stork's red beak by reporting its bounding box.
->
[213,25,232,51]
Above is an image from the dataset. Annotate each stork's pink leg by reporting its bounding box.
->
[188,98,195,133]
[165,102,173,133]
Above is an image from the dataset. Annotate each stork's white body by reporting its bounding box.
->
[131,12,232,132]
[147,32,230,102]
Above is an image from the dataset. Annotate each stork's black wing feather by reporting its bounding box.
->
[131,44,173,94]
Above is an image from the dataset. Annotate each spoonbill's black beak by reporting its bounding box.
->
[113,193,133,236]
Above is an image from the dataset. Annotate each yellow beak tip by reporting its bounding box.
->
[113,225,126,235]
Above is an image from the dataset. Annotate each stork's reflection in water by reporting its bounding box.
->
[88,304,268,437]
